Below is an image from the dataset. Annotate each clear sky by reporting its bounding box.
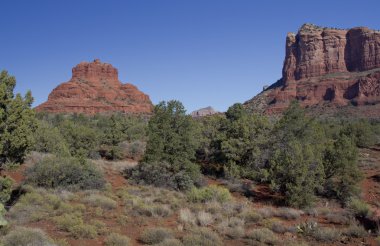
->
[1,0,379,113]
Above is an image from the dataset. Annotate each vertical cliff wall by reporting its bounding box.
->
[245,24,380,116]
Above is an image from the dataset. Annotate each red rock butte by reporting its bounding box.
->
[36,59,153,115]
[245,24,380,116]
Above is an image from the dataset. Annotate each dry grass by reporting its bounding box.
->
[82,194,117,210]
[139,227,174,245]
[196,211,213,226]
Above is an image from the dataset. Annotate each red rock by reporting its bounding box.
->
[36,59,153,115]
[245,24,380,116]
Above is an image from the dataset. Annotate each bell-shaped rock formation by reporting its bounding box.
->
[36,59,153,115]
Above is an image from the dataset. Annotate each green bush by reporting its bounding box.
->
[139,227,173,244]
[25,156,105,190]
[105,233,131,246]
[33,121,70,156]
[348,198,372,217]
[53,213,98,239]
[3,227,54,246]
[127,161,200,191]
[59,120,99,158]
[187,185,232,203]
[0,176,14,204]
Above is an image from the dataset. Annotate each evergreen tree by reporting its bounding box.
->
[268,101,325,207]
[0,70,36,166]
[143,100,200,166]
[221,103,271,178]
[323,134,362,201]
[130,100,201,190]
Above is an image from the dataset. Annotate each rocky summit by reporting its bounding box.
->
[36,59,153,115]
[190,106,218,118]
[245,24,380,116]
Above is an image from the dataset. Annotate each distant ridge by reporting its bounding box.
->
[191,106,218,118]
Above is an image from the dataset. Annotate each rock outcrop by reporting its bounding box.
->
[191,106,218,118]
[36,59,153,115]
[245,24,380,116]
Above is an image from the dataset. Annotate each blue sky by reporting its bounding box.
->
[1,0,379,113]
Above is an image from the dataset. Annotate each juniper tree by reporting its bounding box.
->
[0,70,36,166]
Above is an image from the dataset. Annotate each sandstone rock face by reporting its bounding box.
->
[36,59,153,115]
[191,106,218,118]
[245,24,380,116]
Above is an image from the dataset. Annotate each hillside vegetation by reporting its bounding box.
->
[0,71,380,245]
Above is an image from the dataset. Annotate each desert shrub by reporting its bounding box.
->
[187,185,232,203]
[99,145,124,160]
[216,217,245,238]
[82,194,117,210]
[325,212,351,225]
[53,213,98,239]
[26,156,105,190]
[179,208,196,225]
[8,188,85,224]
[275,207,302,220]
[120,140,146,160]
[343,224,367,238]
[271,221,295,234]
[59,120,99,158]
[341,120,377,148]
[105,233,131,246]
[196,211,213,226]
[0,203,7,228]
[33,121,70,156]
[0,176,14,204]
[376,236,380,246]
[140,227,173,244]
[3,227,54,246]
[151,205,172,217]
[348,198,372,217]
[182,228,222,246]
[225,226,245,239]
[238,210,262,223]
[155,239,183,246]
[312,227,341,242]
[296,220,318,236]
[127,161,199,190]
[246,228,278,244]
[205,201,222,214]
[257,207,276,219]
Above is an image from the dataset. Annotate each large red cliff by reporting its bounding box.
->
[245,24,380,116]
[36,59,153,115]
